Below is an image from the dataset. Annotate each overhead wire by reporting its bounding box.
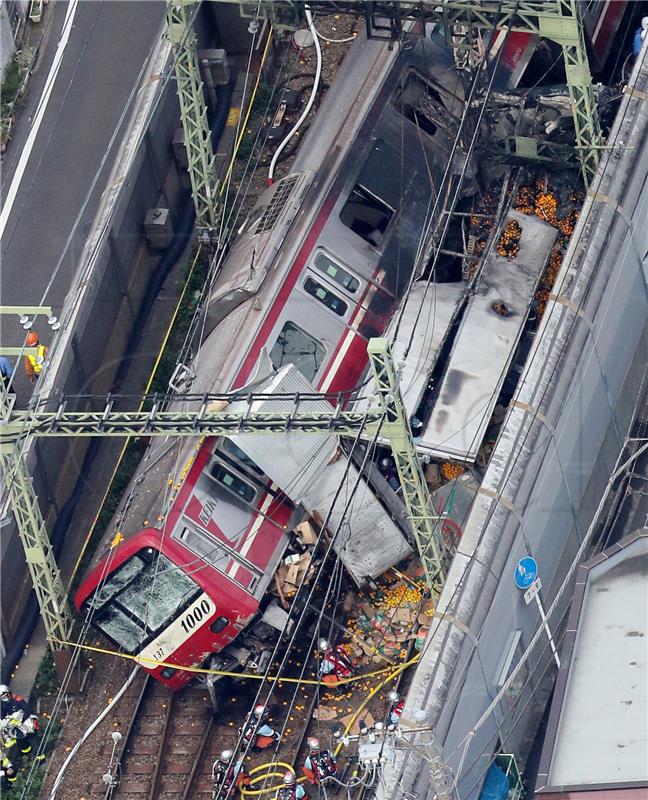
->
[18,16,269,785]
[389,42,648,796]
[211,411,389,799]
[6,6,330,792]
[267,6,322,186]
[19,10,636,792]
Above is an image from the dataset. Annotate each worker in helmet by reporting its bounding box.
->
[239,704,280,751]
[0,684,32,721]
[317,638,354,684]
[211,748,250,797]
[23,331,48,383]
[0,685,43,759]
[275,770,308,800]
[386,690,404,729]
[0,749,17,787]
[302,737,337,786]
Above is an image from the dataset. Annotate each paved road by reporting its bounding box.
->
[0,0,164,394]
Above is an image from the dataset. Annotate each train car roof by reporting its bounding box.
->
[419,211,558,463]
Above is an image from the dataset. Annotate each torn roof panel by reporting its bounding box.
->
[419,210,557,463]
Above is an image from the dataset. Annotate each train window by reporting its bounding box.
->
[313,253,360,293]
[222,439,265,477]
[209,462,257,504]
[303,277,348,317]
[88,555,147,610]
[87,552,201,653]
[269,321,325,383]
[120,556,199,632]
[339,184,394,247]
[394,72,447,138]
[175,525,230,570]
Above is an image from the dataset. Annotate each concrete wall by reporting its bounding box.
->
[0,40,184,642]
[378,49,648,800]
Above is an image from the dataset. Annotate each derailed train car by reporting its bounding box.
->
[75,26,471,690]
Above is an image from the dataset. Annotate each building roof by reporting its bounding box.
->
[536,529,648,794]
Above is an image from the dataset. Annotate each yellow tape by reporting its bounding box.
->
[48,636,406,687]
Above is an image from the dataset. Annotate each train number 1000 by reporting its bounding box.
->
[180,598,212,633]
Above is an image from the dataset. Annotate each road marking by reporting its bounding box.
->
[0,0,80,238]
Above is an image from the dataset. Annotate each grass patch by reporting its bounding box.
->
[145,247,208,399]
[236,82,273,163]
[2,57,23,103]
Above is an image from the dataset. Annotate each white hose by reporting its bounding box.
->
[48,666,139,799]
[312,25,356,44]
[267,5,322,185]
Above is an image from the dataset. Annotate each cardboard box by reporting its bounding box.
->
[313,706,337,721]
[296,520,318,545]
[339,711,375,735]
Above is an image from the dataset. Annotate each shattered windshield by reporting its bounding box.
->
[86,550,200,653]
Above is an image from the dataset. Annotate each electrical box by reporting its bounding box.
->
[358,737,394,767]
[198,49,230,85]
[144,208,174,250]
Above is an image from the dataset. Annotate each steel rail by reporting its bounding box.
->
[149,691,177,800]
[180,716,215,800]
[104,674,152,799]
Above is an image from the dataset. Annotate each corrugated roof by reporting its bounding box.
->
[227,364,337,501]
[537,530,648,792]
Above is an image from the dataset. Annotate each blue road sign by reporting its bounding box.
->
[514,556,538,590]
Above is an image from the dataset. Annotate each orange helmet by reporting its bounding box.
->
[26,332,39,346]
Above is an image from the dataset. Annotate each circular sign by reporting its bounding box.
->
[514,556,538,590]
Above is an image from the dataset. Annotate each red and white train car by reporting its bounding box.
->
[75,26,470,690]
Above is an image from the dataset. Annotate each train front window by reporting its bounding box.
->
[86,551,200,653]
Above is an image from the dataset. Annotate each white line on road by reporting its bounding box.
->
[0,0,79,238]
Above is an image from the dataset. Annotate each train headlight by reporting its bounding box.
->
[160,667,178,679]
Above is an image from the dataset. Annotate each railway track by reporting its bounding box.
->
[108,676,225,800]
[107,671,318,800]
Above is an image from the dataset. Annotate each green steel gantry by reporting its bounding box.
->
[367,339,447,593]
[238,0,602,185]
[2,338,447,651]
[166,0,219,233]
[0,306,74,648]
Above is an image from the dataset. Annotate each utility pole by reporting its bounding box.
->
[0,307,74,659]
[166,0,219,235]
[368,338,447,595]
